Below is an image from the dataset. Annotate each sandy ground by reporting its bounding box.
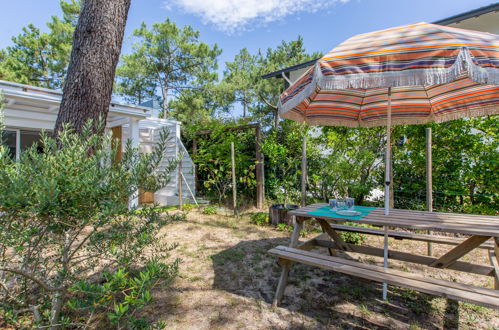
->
[139,208,499,330]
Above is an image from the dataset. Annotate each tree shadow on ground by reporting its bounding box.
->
[210,237,447,329]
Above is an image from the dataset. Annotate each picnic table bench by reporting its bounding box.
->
[269,203,499,309]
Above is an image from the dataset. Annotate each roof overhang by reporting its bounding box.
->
[0,80,152,131]
[434,2,499,28]
[260,58,320,80]
[0,80,151,119]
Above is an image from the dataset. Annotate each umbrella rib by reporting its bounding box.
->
[423,85,435,122]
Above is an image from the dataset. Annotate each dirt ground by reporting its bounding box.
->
[139,208,499,330]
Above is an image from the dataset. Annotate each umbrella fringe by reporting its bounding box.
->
[281,105,498,127]
[318,48,499,89]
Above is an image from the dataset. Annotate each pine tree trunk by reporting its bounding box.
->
[54,0,131,135]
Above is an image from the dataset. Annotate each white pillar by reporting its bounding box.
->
[128,118,140,209]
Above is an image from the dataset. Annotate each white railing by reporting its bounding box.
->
[176,137,197,204]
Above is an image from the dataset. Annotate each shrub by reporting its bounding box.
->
[68,258,179,327]
[182,203,194,213]
[0,120,179,328]
[168,211,188,222]
[250,212,269,226]
[202,205,218,215]
[276,223,293,232]
[339,222,367,245]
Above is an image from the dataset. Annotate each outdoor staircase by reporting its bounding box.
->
[137,118,196,206]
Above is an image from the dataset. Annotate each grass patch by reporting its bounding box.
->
[211,249,245,266]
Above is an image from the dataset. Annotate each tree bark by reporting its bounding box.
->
[54,0,132,135]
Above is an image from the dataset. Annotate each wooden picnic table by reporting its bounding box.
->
[269,203,499,309]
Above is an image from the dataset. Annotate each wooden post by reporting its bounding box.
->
[192,138,198,193]
[255,125,264,209]
[178,159,183,210]
[494,238,499,289]
[273,216,303,306]
[426,127,433,256]
[231,142,237,216]
[301,135,307,207]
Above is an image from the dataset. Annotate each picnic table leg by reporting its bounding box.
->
[318,219,336,256]
[430,235,490,268]
[382,226,389,300]
[272,216,303,307]
[317,219,351,252]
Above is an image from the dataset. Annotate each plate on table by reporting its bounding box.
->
[336,210,361,216]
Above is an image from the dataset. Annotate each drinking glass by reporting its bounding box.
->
[337,200,346,210]
[329,199,338,211]
[346,197,355,210]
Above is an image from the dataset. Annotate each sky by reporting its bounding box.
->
[0,0,494,70]
[0,0,494,114]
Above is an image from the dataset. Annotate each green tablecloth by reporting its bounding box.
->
[306,205,376,220]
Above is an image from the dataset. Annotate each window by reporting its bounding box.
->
[2,130,17,159]
[1,129,43,160]
[20,130,43,153]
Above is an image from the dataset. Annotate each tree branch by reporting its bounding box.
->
[0,268,59,292]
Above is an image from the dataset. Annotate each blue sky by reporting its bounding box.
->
[0,0,493,75]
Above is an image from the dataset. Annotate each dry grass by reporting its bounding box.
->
[138,208,499,329]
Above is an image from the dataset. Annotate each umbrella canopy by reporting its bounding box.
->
[279,22,499,127]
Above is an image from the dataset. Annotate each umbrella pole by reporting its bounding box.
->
[383,87,392,301]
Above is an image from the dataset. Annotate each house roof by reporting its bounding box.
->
[261,2,499,80]
[433,2,499,25]
[260,58,320,80]
[0,79,152,119]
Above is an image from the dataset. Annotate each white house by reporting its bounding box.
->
[0,79,195,206]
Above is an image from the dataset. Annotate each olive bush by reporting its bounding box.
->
[0,120,179,328]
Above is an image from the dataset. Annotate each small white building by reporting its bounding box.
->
[0,79,195,206]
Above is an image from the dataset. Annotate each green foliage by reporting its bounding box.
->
[223,48,258,117]
[168,84,233,126]
[0,120,179,328]
[276,223,292,232]
[202,205,218,215]
[252,37,322,128]
[392,117,498,215]
[339,223,369,245]
[182,203,194,213]
[115,52,156,105]
[68,258,179,328]
[0,0,80,88]
[308,126,385,205]
[250,212,269,226]
[262,120,307,205]
[116,19,221,117]
[193,121,257,204]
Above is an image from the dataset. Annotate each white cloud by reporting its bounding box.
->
[165,0,349,33]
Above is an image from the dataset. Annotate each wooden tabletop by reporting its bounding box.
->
[288,203,499,237]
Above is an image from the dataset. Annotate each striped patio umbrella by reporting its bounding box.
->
[278,22,499,300]
[280,22,499,126]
